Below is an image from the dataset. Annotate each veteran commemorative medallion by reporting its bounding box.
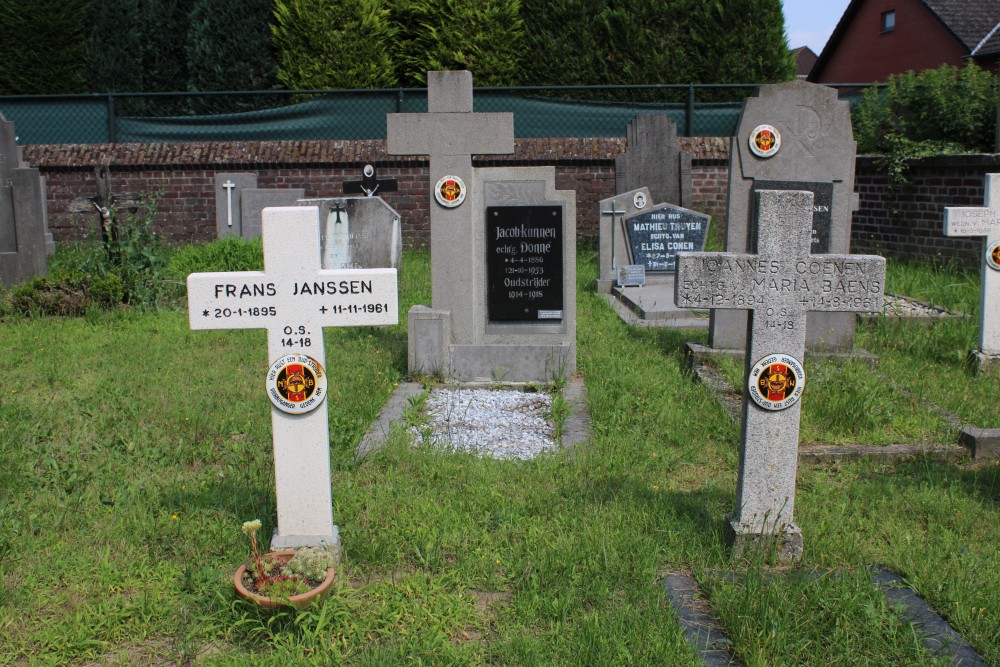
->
[987,240,1000,272]
[749,124,781,159]
[266,354,328,415]
[434,175,466,208]
[747,353,805,411]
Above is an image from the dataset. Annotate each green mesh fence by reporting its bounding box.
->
[0,85,870,146]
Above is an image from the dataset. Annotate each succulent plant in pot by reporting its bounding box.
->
[234,519,337,610]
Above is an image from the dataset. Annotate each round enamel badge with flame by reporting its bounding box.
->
[266,354,328,415]
[987,240,1000,272]
[749,124,781,158]
[434,174,466,208]
[747,353,805,411]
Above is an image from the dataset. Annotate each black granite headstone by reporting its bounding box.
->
[625,204,710,273]
[486,205,563,321]
[752,180,833,253]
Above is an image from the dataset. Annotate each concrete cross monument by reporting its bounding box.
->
[945,173,1000,371]
[187,206,398,550]
[387,70,577,382]
[675,189,885,560]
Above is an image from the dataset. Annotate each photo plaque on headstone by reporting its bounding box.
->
[625,204,710,273]
[752,181,833,253]
[486,205,563,322]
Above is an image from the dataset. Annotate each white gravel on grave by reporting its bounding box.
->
[412,388,558,460]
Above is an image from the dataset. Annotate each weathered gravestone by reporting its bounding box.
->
[187,206,398,549]
[241,188,306,240]
[215,173,257,239]
[944,173,1000,371]
[675,189,885,560]
[597,187,710,323]
[710,80,860,352]
[597,187,651,292]
[624,203,710,273]
[615,114,692,208]
[297,197,402,270]
[387,71,576,382]
[0,112,50,287]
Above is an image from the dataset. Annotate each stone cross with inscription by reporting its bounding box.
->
[944,173,1000,366]
[386,70,514,344]
[675,189,885,560]
[187,206,398,550]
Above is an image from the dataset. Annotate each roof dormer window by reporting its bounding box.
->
[882,10,896,33]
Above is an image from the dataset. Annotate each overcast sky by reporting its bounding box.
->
[783,0,852,54]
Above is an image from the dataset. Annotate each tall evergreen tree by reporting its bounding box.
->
[186,0,280,113]
[83,0,145,94]
[0,0,90,95]
[519,0,794,90]
[392,0,525,87]
[270,0,397,90]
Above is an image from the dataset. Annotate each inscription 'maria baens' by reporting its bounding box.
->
[677,255,884,311]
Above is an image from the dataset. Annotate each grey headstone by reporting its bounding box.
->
[215,173,258,239]
[0,113,49,287]
[240,188,306,240]
[675,189,885,561]
[390,71,576,383]
[615,115,692,207]
[711,81,859,352]
[944,173,1000,358]
[597,187,652,292]
[624,202,710,273]
[296,197,401,270]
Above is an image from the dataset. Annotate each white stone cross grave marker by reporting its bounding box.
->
[222,180,236,228]
[675,189,885,561]
[944,173,1000,364]
[187,206,398,549]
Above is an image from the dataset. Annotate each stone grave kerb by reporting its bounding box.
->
[944,172,1000,364]
[712,80,858,352]
[675,189,886,561]
[386,70,514,345]
[187,206,399,549]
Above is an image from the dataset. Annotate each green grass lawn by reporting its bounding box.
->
[0,248,997,665]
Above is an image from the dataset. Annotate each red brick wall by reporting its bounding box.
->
[813,0,968,83]
[852,154,1000,267]
[24,138,727,248]
[28,138,997,269]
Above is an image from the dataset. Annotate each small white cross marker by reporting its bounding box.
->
[187,206,398,548]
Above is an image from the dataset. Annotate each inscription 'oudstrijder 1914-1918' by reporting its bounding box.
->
[486,205,563,322]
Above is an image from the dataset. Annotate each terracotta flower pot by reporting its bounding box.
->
[233,550,336,610]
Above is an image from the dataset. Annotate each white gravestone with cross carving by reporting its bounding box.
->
[187,206,398,549]
[945,173,1000,367]
[675,189,885,561]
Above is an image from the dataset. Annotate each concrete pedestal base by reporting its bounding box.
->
[725,516,803,563]
[967,349,1000,375]
[270,525,341,555]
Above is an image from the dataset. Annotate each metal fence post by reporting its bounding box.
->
[107,93,116,144]
[686,85,695,137]
[397,88,404,113]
